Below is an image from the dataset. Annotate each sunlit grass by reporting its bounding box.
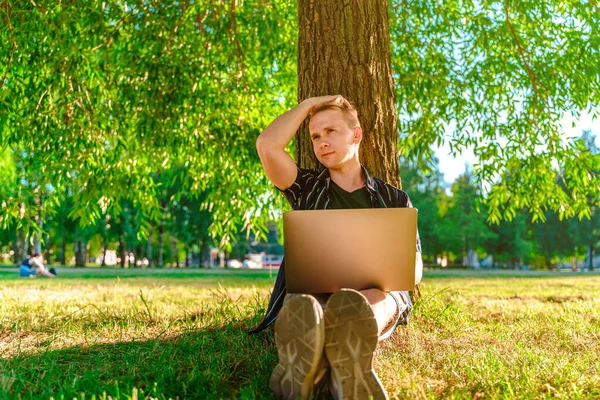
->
[0,270,598,399]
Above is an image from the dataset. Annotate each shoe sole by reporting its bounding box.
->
[271,295,325,400]
[324,289,388,400]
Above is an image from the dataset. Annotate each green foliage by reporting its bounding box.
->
[0,148,16,196]
[399,156,448,260]
[391,0,600,222]
[443,169,497,261]
[0,0,295,244]
[1,0,599,244]
[485,212,532,266]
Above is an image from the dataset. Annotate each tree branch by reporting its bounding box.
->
[1,1,18,89]
[91,12,129,52]
[504,3,549,100]
[229,0,244,78]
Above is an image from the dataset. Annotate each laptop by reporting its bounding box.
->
[283,208,418,293]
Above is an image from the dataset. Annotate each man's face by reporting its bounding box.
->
[308,109,361,169]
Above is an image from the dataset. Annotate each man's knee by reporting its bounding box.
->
[359,288,387,306]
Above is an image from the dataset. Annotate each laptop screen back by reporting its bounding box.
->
[283,208,418,294]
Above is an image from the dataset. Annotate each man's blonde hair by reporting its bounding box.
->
[308,97,361,129]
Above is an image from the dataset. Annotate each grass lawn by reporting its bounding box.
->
[0,269,599,399]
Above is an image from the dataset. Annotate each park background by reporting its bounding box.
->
[1,0,600,399]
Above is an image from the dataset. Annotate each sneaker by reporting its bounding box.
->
[324,289,388,400]
[270,294,325,400]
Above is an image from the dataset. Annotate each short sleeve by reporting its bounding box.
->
[404,192,422,254]
[275,167,313,209]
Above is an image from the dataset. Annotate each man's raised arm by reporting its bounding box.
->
[256,95,340,190]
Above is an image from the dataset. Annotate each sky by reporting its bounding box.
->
[433,112,600,185]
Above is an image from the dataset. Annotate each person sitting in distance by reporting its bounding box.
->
[19,253,57,278]
[251,95,422,399]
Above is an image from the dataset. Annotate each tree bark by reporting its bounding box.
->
[33,222,42,255]
[60,230,67,265]
[118,235,126,268]
[85,242,90,264]
[44,230,51,264]
[171,235,178,267]
[199,240,208,268]
[101,239,107,267]
[297,0,399,186]
[23,236,29,259]
[74,239,86,267]
[14,228,24,265]
[146,227,153,266]
[157,200,168,267]
[589,214,595,271]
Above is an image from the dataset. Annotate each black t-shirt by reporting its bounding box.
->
[21,258,34,268]
[328,180,372,209]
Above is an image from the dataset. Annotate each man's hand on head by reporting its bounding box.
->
[302,95,343,109]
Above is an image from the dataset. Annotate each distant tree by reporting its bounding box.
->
[532,211,573,269]
[171,193,213,267]
[579,130,599,270]
[444,169,496,266]
[0,149,17,258]
[485,213,532,268]
[399,157,446,263]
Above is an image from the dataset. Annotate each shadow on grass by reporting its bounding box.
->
[0,318,279,399]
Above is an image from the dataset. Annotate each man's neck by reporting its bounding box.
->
[328,159,365,192]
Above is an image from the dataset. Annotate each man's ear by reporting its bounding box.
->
[353,126,363,144]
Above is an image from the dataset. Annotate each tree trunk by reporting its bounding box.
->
[200,240,208,268]
[463,236,469,268]
[33,224,42,255]
[171,235,178,267]
[101,239,107,267]
[74,239,86,267]
[118,235,126,268]
[146,227,153,266]
[297,0,399,186]
[298,0,426,297]
[589,214,595,271]
[14,228,24,265]
[100,221,108,266]
[135,244,142,267]
[60,230,67,265]
[157,200,168,267]
[22,227,30,260]
[44,230,51,264]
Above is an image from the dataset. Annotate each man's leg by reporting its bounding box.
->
[323,289,390,400]
[270,294,326,400]
[361,289,411,342]
[359,289,399,337]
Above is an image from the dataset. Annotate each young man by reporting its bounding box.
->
[252,95,422,399]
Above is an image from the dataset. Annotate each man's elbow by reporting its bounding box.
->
[414,253,423,285]
[256,134,282,159]
[256,134,269,156]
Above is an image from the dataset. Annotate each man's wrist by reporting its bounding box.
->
[300,98,317,108]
